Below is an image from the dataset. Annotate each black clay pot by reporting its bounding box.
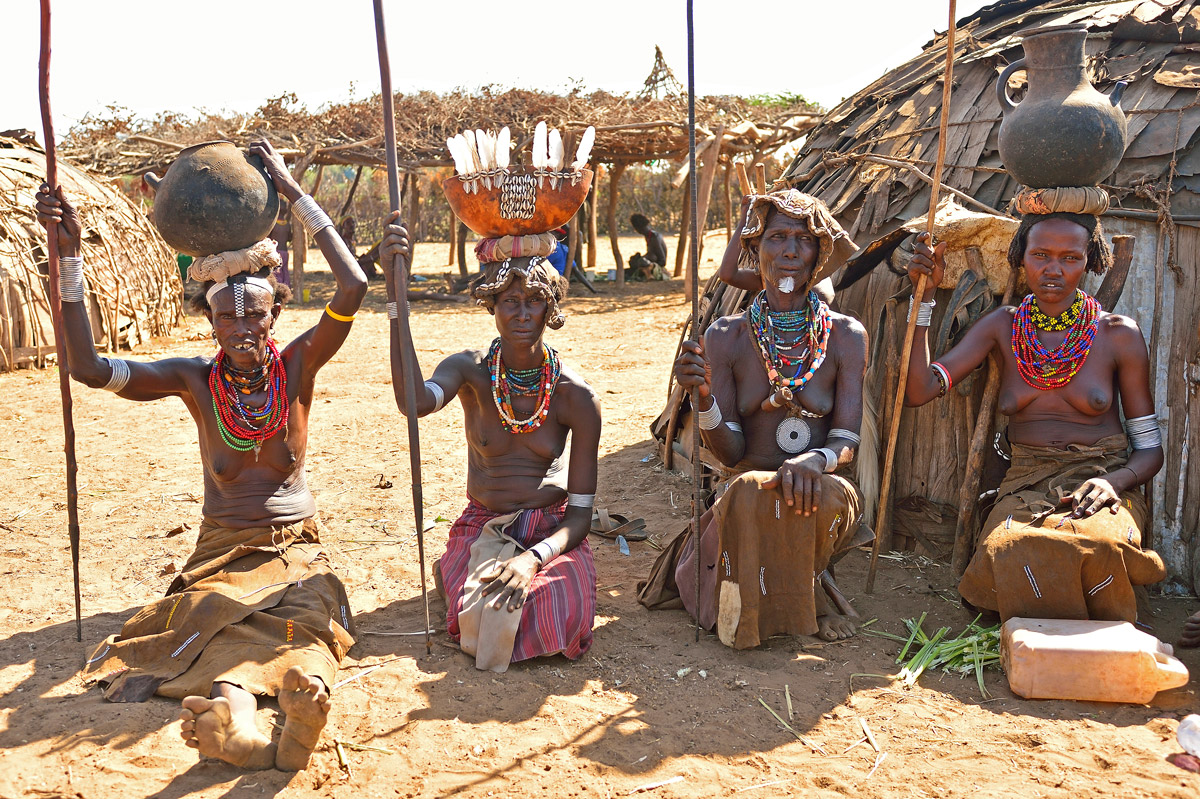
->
[144,141,279,257]
[997,24,1128,188]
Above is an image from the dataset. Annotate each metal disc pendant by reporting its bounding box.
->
[776,416,811,454]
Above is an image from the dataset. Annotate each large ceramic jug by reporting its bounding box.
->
[996,24,1127,188]
[145,141,279,257]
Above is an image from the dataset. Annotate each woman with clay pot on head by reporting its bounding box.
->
[36,138,368,771]
[905,213,1165,623]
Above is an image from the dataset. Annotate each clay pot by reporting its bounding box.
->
[144,141,279,256]
[996,24,1127,188]
[442,167,593,238]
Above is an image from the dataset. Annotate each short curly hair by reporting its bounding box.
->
[1007,212,1113,275]
[188,267,292,314]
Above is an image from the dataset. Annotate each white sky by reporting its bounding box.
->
[3,0,992,139]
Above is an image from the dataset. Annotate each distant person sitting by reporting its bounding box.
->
[628,213,668,281]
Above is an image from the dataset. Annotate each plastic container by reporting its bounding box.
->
[1001,617,1189,704]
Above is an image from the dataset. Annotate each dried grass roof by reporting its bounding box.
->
[61,86,822,178]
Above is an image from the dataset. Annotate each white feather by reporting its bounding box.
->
[572,126,596,171]
[533,121,548,170]
[462,129,484,175]
[447,136,468,176]
[475,129,494,171]
[496,127,511,169]
[548,128,564,172]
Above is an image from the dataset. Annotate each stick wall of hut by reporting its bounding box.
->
[607,161,627,286]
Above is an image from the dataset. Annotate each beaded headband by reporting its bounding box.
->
[738,189,857,288]
[207,274,275,316]
[472,256,567,330]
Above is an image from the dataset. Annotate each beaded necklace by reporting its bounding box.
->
[486,338,561,434]
[209,339,289,457]
[748,290,830,392]
[1011,291,1100,390]
[1029,290,1084,332]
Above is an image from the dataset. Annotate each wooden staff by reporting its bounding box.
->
[686,0,703,642]
[865,0,957,593]
[38,0,82,642]
[373,0,431,654]
[735,161,752,195]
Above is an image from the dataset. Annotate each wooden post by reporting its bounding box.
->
[309,164,326,198]
[567,209,579,277]
[410,171,421,241]
[289,152,315,300]
[586,180,598,270]
[338,165,364,218]
[723,163,733,243]
[448,202,460,271]
[607,161,628,286]
[686,129,725,292]
[674,174,691,278]
[457,221,469,272]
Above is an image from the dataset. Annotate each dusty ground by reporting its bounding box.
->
[0,234,1197,799]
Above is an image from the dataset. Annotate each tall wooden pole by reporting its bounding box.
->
[866,0,957,593]
[686,0,703,642]
[373,0,431,653]
[38,0,83,642]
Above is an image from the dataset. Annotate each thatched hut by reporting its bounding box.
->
[0,131,181,371]
[655,0,1200,593]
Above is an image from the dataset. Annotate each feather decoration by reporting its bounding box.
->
[462,129,483,175]
[496,126,511,170]
[571,126,596,171]
[446,136,468,177]
[474,129,494,188]
[548,128,564,172]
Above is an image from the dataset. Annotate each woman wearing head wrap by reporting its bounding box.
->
[380,213,600,673]
[640,190,872,647]
[36,139,368,770]
[905,210,1164,623]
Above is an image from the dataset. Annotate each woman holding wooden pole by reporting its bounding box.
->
[904,212,1165,623]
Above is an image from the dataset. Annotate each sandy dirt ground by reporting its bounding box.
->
[0,234,1197,799]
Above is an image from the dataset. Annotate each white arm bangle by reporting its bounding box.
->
[59,256,85,303]
[387,301,399,320]
[101,357,131,393]
[1125,414,1162,450]
[530,539,562,566]
[425,380,446,412]
[293,194,333,237]
[697,398,723,430]
[827,428,861,445]
[725,421,743,433]
[815,447,838,474]
[567,493,595,509]
[907,296,935,327]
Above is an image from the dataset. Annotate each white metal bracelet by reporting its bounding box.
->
[293,194,333,237]
[425,380,446,412]
[101,357,131,393]
[815,447,838,473]
[697,398,722,430]
[387,301,399,320]
[907,296,936,327]
[1125,414,1162,450]
[59,256,85,303]
[567,493,595,509]
[827,427,860,445]
[530,539,561,566]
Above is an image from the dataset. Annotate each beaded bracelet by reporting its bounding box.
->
[697,398,723,430]
[59,255,85,303]
[293,194,333,236]
[931,362,952,397]
[907,297,936,327]
[324,303,356,323]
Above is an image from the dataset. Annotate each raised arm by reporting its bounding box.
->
[253,140,367,376]
[717,195,763,292]
[904,233,1001,406]
[36,185,190,401]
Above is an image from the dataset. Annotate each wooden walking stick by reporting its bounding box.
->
[38,0,83,643]
[685,0,704,642]
[373,0,431,654]
[865,0,958,593]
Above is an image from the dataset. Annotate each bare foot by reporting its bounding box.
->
[179,696,276,769]
[816,613,858,641]
[1181,610,1200,648]
[275,666,331,771]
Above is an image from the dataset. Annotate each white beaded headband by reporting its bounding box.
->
[206,275,275,316]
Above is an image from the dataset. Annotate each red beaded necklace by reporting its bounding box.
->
[486,338,560,434]
[1011,291,1100,390]
[209,339,289,457]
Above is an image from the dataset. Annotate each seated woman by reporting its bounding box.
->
[36,139,367,771]
[640,190,870,646]
[717,194,836,302]
[906,213,1165,622]
[379,216,601,672]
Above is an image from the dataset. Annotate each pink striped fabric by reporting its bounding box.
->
[442,497,596,662]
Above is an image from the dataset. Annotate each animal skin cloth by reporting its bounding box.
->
[441,497,596,670]
[83,518,354,702]
[958,434,1165,621]
[638,471,868,649]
